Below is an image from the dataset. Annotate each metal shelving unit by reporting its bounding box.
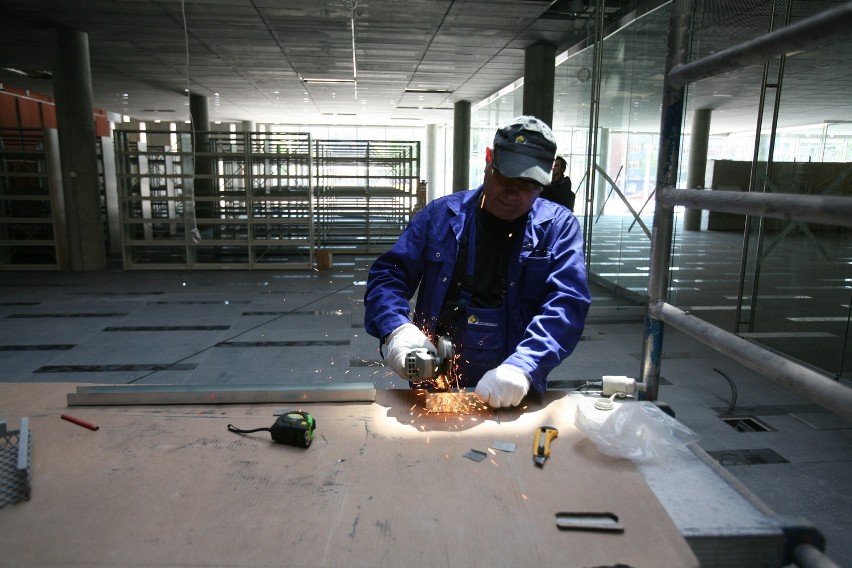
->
[0,128,65,270]
[314,140,418,253]
[114,130,313,269]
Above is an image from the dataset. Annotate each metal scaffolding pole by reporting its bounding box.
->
[668,2,852,88]
[657,188,852,228]
[639,0,693,401]
[649,300,852,422]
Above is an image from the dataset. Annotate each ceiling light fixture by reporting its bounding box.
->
[404,88,453,94]
[2,67,52,79]
[301,78,356,84]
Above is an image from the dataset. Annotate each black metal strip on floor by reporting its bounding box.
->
[7,313,129,318]
[706,448,789,466]
[103,326,231,331]
[68,291,165,296]
[0,344,75,351]
[34,363,198,373]
[0,302,40,307]
[217,340,349,347]
[712,403,828,416]
[241,310,351,316]
[150,301,251,305]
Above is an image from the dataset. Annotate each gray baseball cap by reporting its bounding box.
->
[492,116,557,187]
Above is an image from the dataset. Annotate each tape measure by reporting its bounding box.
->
[270,411,316,447]
[228,410,316,448]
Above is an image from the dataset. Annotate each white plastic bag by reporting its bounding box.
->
[574,399,700,463]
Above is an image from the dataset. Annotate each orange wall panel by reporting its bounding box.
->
[16,97,43,128]
[0,92,19,126]
[42,104,57,129]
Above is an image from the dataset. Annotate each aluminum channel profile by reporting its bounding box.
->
[0,418,32,508]
[67,383,377,406]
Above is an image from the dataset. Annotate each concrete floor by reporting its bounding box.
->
[1,248,850,566]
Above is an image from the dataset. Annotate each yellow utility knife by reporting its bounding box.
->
[533,425,558,467]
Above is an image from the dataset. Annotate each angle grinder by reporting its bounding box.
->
[405,335,454,388]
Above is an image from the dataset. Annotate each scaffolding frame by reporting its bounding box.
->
[641,4,852,564]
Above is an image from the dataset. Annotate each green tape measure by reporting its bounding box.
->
[271,411,316,448]
[228,410,316,448]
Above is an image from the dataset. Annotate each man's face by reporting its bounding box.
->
[481,164,542,221]
[552,159,566,177]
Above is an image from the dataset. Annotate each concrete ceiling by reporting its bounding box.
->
[1,0,850,135]
[0,0,634,127]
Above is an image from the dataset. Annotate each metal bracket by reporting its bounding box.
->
[0,418,32,508]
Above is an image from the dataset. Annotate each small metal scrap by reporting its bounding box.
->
[555,512,624,532]
[492,441,516,453]
[463,449,488,462]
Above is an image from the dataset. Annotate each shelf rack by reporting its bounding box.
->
[314,140,419,253]
[0,128,65,270]
[114,130,313,270]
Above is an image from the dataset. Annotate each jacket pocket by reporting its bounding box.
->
[520,253,552,302]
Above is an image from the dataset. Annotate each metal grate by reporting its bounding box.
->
[0,418,32,508]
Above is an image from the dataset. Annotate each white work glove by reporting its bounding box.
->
[475,364,531,408]
[383,323,437,381]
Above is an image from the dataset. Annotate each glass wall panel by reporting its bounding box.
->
[746,29,852,380]
[467,0,851,380]
[584,5,668,294]
[673,1,852,380]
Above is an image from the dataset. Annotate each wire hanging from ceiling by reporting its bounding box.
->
[341,0,359,100]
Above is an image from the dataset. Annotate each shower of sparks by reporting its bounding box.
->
[424,391,488,414]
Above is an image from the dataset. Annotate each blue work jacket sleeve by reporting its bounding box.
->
[363,200,435,342]
[503,205,591,392]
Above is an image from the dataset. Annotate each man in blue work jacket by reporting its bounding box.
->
[364,116,591,408]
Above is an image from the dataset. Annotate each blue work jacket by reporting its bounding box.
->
[364,186,591,392]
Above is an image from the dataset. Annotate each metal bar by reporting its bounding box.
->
[657,187,852,228]
[595,164,651,238]
[793,543,841,568]
[649,301,852,422]
[16,417,29,472]
[668,2,852,88]
[742,0,790,334]
[67,383,377,406]
[639,0,694,401]
[581,0,606,280]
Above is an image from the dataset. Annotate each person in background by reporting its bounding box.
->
[364,116,590,408]
[540,156,575,211]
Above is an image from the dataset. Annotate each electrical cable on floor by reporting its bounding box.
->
[125,280,356,384]
[713,367,738,415]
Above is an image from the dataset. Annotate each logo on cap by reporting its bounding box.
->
[515,135,526,143]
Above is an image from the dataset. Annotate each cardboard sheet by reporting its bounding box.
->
[0,384,698,567]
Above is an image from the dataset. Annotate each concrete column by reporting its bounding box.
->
[453,101,471,193]
[241,120,255,132]
[684,108,712,231]
[189,93,215,221]
[426,124,440,201]
[522,42,556,126]
[52,28,105,270]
